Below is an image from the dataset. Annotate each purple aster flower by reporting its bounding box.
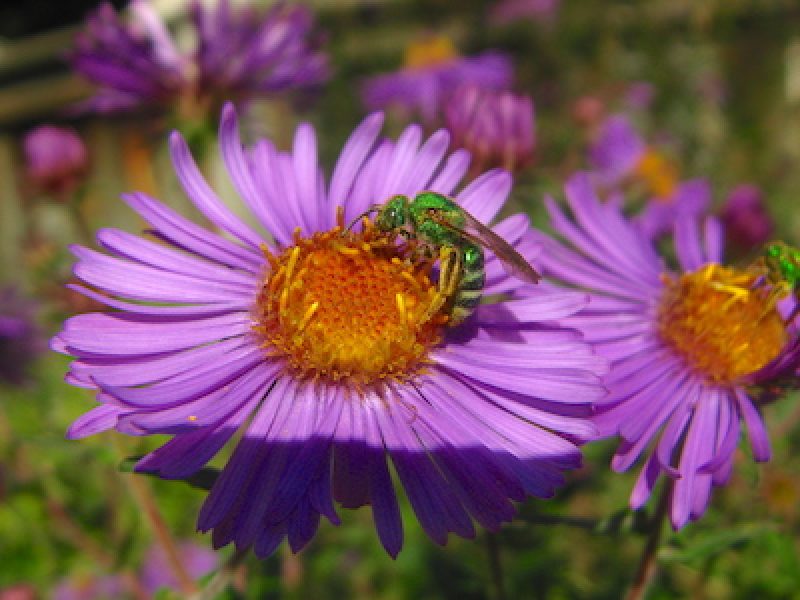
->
[23,125,89,199]
[588,115,646,188]
[1,287,44,385]
[720,184,774,250]
[362,35,513,123]
[69,0,328,117]
[489,0,561,25]
[635,179,712,239]
[53,104,606,559]
[141,542,217,594]
[531,173,800,529]
[589,115,710,237]
[444,85,535,176]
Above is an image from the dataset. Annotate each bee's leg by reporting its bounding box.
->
[422,246,461,324]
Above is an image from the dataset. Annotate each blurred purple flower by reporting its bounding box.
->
[0,287,44,385]
[141,542,217,594]
[489,0,561,25]
[589,115,709,237]
[589,115,646,187]
[362,35,513,123]
[720,184,774,250]
[624,81,656,111]
[445,85,535,175]
[635,179,712,239]
[532,173,799,529]
[23,125,88,199]
[51,576,123,600]
[69,0,328,117]
[53,104,605,559]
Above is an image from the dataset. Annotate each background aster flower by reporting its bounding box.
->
[531,173,799,529]
[362,35,513,123]
[444,85,535,176]
[1,286,44,385]
[720,184,774,251]
[69,0,329,117]
[588,114,711,238]
[23,124,89,199]
[52,104,607,559]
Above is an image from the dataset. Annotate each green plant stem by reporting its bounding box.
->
[625,482,672,600]
[68,188,94,247]
[113,439,197,595]
[189,546,249,600]
[485,532,507,600]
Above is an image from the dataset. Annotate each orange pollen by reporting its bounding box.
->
[403,35,458,70]
[253,217,448,389]
[635,148,678,200]
[657,264,788,385]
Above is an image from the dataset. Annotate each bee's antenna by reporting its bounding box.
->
[344,206,380,232]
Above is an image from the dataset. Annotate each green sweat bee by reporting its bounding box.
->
[762,241,800,296]
[759,241,800,321]
[355,191,541,326]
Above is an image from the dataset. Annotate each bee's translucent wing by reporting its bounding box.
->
[431,209,541,284]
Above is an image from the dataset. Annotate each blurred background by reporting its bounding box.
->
[2,0,800,598]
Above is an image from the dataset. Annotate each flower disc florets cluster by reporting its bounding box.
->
[255,219,445,388]
[657,264,787,385]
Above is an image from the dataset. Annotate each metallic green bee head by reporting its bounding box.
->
[764,241,800,288]
[374,195,410,232]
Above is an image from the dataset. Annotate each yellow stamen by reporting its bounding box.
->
[658,264,788,384]
[254,220,447,388]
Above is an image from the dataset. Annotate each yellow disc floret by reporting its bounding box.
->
[403,35,458,70]
[635,148,678,200]
[254,215,447,390]
[657,264,788,385]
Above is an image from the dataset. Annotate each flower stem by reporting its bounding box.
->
[189,546,249,600]
[625,481,672,600]
[485,532,507,600]
[124,471,198,595]
[113,439,197,595]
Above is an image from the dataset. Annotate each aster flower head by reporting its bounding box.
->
[23,124,89,199]
[720,184,774,250]
[53,104,607,559]
[588,114,710,238]
[532,173,800,529]
[69,0,328,117]
[445,85,535,176]
[1,287,44,385]
[362,35,513,123]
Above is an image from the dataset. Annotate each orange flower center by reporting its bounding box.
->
[657,264,788,384]
[254,217,448,389]
[635,148,678,200]
[403,35,458,70]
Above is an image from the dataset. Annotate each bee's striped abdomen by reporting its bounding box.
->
[449,243,485,326]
